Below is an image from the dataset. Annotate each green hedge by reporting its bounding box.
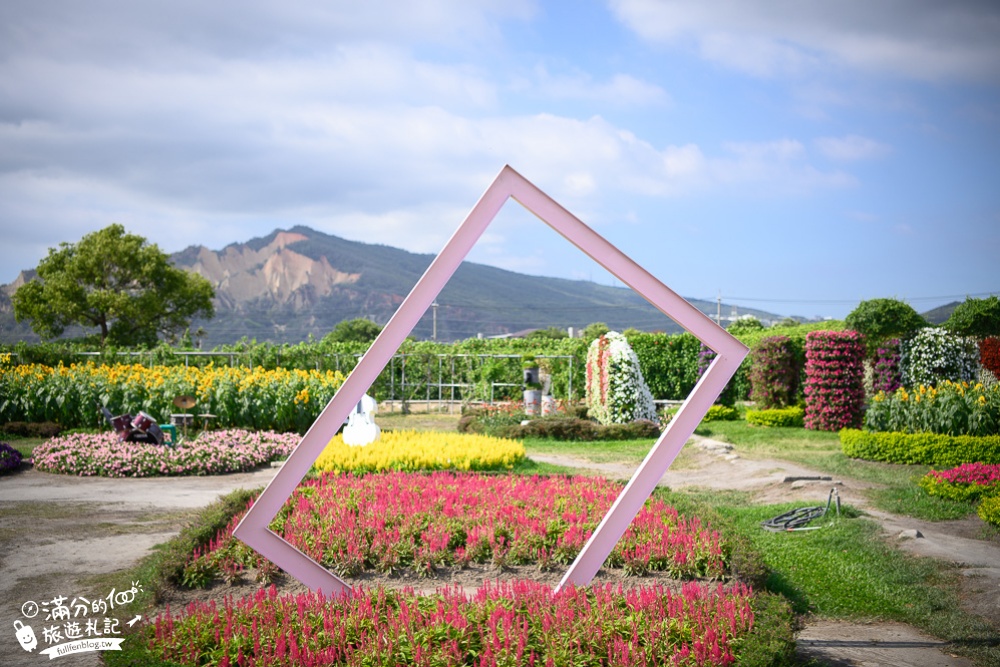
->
[978,495,1000,527]
[840,429,1000,466]
[745,406,804,428]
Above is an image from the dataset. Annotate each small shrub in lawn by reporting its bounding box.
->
[702,404,740,422]
[130,580,785,667]
[918,463,1000,503]
[186,471,729,585]
[461,412,661,441]
[979,495,1000,527]
[0,442,23,473]
[31,429,298,477]
[313,430,524,473]
[745,406,804,428]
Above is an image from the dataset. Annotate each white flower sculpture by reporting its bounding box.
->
[586,331,658,425]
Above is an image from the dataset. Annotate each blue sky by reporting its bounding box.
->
[1,0,997,321]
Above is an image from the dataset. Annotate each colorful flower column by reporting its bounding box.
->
[585,331,657,425]
[804,330,866,431]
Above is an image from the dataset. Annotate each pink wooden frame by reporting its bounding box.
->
[234,165,749,596]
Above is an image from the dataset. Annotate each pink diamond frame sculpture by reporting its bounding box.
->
[234,164,749,597]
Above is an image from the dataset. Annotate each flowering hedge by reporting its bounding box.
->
[0,362,346,433]
[189,472,727,583]
[137,581,773,667]
[864,381,1000,437]
[0,442,23,473]
[31,429,297,477]
[313,431,524,474]
[901,327,978,388]
[840,429,1000,466]
[585,332,657,425]
[748,336,799,409]
[804,331,866,431]
[918,463,1000,503]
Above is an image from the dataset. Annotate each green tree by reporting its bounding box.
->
[943,296,1000,339]
[12,224,214,346]
[526,326,568,340]
[844,298,927,351]
[581,322,610,343]
[324,318,383,343]
[726,316,765,335]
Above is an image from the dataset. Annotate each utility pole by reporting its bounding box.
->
[432,301,439,341]
[716,291,722,326]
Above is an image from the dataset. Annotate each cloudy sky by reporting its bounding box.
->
[2,0,998,321]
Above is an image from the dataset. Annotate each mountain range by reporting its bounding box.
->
[2,226,802,347]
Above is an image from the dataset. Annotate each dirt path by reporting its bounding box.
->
[0,466,281,667]
[1,438,998,666]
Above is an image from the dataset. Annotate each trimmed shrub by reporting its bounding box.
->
[462,414,661,441]
[901,327,978,388]
[585,332,657,425]
[804,331,866,431]
[748,336,799,409]
[702,404,740,422]
[845,298,927,352]
[840,429,1000,466]
[627,331,702,401]
[979,495,1000,527]
[918,463,1000,503]
[746,406,804,428]
[0,442,23,473]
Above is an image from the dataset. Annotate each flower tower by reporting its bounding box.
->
[804,330,866,431]
[586,331,657,425]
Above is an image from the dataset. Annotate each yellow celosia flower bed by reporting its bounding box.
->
[313,430,525,473]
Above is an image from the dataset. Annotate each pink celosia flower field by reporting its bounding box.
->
[191,471,727,582]
[32,429,298,477]
[148,580,756,666]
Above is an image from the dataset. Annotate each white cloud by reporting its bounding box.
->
[609,0,1000,82]
[814,135,891,161]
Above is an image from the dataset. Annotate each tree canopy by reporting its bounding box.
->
[844,298,927,349]
[12,224,215,346]
[944,296,1000,338]
[324,318,383,344]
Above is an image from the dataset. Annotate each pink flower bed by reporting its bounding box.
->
[919,463,1000,503]
[32,429,298,477]
[191,471,726,582]
[146,580,756,666]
